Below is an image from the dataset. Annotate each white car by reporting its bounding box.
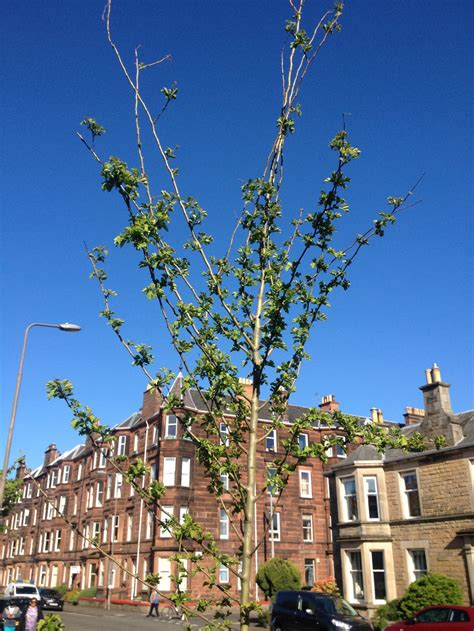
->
[4,582,41,601]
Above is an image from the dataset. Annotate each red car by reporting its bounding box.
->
[384,605,474,630]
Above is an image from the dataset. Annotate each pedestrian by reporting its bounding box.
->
[22,598,43,631]
[146,588,160,617]
[2,599,22,629]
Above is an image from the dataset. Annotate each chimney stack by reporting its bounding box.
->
[238,377,253,401]
[319,395,339,412]
[142,382,163,420]
[404,406,425,426]
[420,363,452,417]
[15,459,27,480]
[44,444,60,467]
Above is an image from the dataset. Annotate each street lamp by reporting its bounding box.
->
[0,322,82,510]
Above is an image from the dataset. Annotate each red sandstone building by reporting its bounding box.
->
[0,377,355,600]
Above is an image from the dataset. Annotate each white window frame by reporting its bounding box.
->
[179,506,188,524]
[400,470,421,518]
[265,429,277,452]
[298,433,309,450]
[346,549,364,603]
[62,465,70,484]
[117,435,127,456]
[163,457,176,486]
[302,514,314,542]
[126,515,133,542]
[370,550,387,604]
[342,476,359,522]
[133,434,139,453]
[299,470,312,498]
[220,472,229,491]
[102,518,109,543]
[77,464,83,481]
[157,558,171,591]
[160,507,174,538]
[269,512,281,542]
[304,558,315,587]
[181,457,191,487]
[96,481,104,507]
[407,549,428,582]
[114,473,123,498]
[111,515,119,543]
[165,414,178,439]
[364,476,380,521]
[146,511,153,539]
[98,448,107,468]
[219,563,230,584]
[219,422,230,446]
[219,509,229,539]
[152,425,158,445]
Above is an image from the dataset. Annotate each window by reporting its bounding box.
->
[302,514,313,542]
[127,515,133,542]
[163,457,176,486]
[50,469,59,488]
[304,559,315,587]
[336,443,347,458]
[178,559,188,591]
[265,429,277,452]
[58,495,67,515]
[219,509,229,539]
[62,465,70,484]
[106,474,113,500]
[298,433,309,450]
[102,518,109,543]
[150,464,158,481]
[111,515,119,542]
[26,483,32,499]
[408,549,428,582]
[165,414,178,439]
[364,477,380,520]
[299,470,312,498]
[219,423,230,447]
[371,551,386,601]
[342,477,358,521]
[219,563,230,584]
[269,512,281,541]
[179,507,188,524]
[96,481,104,507]
[157,558,171,591]
[152,425,158,445]
[77,464,83,481]
[114,473,123,498]
[69,530,75,551]
[73,494,78,516]
[220,472,229,491]
[146,511,153,539]
[401,471,421,517]
[160,507,173,538]
[92,522,100,541]
[98,448,107,468]
[417,608,450,623]
[117,435,127,456]
[347,550,364,601]
[267,467,278,495]
[133,434,139,453]
[181,457,191,487]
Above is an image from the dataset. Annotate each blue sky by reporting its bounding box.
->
[1,0,472,470]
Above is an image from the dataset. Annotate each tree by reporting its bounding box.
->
[397,573,464,619]
[0,471,22,521]
[256,558,301,600]
[45,2,424,630]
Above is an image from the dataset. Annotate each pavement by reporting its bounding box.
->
[59,603,264,631]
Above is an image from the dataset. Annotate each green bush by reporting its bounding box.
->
[256,557,301,601]
[64,589,80,604]
[397,573,464,619]
[38,614,65,631]
[54,584,68,598]
[257,609,270,627]
[79,586,98,598]
[372,599,401,631]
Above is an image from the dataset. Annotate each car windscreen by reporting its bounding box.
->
[15,587,38,595]
[313,596,358,617]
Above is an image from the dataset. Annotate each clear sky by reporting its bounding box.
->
[1,0,472,470]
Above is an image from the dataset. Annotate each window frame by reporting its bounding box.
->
[363,476,380,521]
[342,476,359,522]
[181,457,191,487]
[302,514,314,542]
[299,469,312,498]
[219,508,229,540]
[269,512,281,542]
[346,549,365,603]
[370,550,387,603]
[163,457,176,487]
[165,414,178,439]
[400,470,422,518]
[160,507,174,538]
[407,548,428,582]
[265,429,277,452]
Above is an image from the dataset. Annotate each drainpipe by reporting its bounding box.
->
[132,419,149,599]
[254,482,259,602]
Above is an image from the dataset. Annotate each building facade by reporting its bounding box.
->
[328,365,474,617]
[0,379,353,600]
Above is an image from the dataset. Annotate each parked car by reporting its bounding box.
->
[271,590,374,631]
[38,588,63,611]
[3,582,40,601]
[384,605,474,630]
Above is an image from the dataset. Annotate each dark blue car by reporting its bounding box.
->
[271,591,374,631]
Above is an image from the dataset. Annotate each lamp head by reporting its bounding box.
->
[58,322,81,332]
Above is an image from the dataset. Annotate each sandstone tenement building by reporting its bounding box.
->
[328,365,474,617]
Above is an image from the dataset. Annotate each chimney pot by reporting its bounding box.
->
[377,408,384,424]
[425,368,432,384]
[370,408,378,424]
[319,395,339,412]
[431,363,441,383]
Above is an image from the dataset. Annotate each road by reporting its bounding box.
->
[59,604,262,631]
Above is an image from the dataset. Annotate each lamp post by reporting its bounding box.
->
[0,322,81,510]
